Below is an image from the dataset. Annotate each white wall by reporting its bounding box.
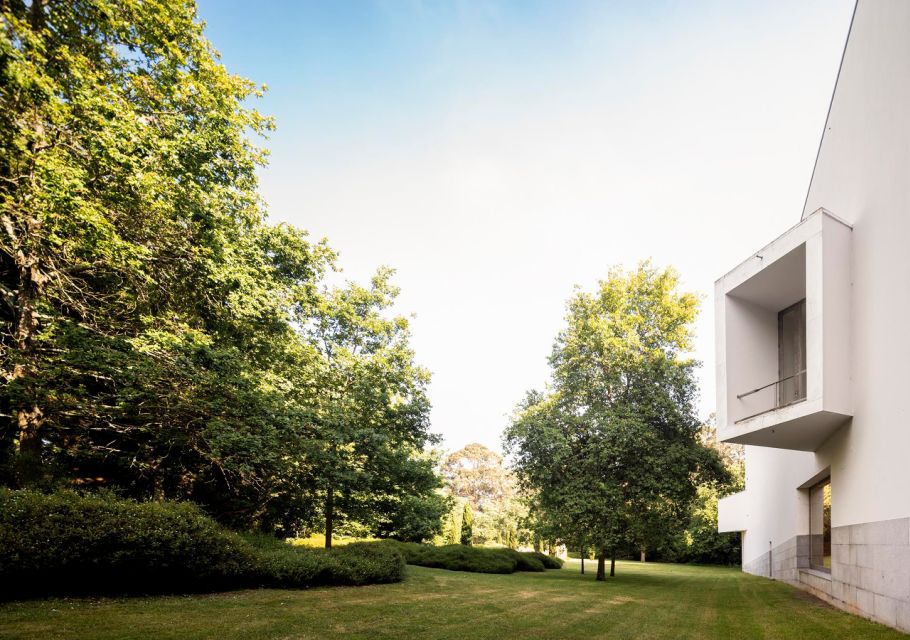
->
[731,0,910,565]
[739,445,817,563]
[801,0,910,528]
[724,296,779,423]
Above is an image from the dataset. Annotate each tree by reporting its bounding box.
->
[460,501,474,545]
[376,491,451,544]
[674,419,744,564]
[505,263,726,579]
[441,443,512,512]
[0,0,442,541]
[303,268,435,548]
[437,497,466,545]
[441,442,530,547]
[0,0,295,496]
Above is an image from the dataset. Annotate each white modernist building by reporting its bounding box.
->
[716,0,910,632]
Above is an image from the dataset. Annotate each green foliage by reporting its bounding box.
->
[0,0,442,540]
[247,536,405,587]
[504,263,727,575]
[377,492,452,543]
[672,427,744,565]
[381,541,561,575]
[436,496,466,545]
[0,489,404,598]
[302,268,436,543]
[460,501,474,545]
[0,488,253,597]
[441,443,529,548]
[529,551,565,569]
[672,484,742,565]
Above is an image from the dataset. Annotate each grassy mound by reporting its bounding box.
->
[0,489,403,599]
[382,541,563,574]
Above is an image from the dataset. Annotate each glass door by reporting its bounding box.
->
[809,478,832,571]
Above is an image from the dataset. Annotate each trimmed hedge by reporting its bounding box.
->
[383,541,563,574]
[0,489,404,599]
[530,551,565,570]
[248,535,403,587]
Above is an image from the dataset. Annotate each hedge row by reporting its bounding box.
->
[383,541,564,574]
[0,489,404,599]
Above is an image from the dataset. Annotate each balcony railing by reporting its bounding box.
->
[735,370,807,423]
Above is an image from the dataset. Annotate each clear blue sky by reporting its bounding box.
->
[196,0,854,454]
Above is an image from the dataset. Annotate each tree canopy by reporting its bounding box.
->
[0,0,441,540]
[441,443,512,513]
[504,263,727,578]
[440,443,529,547]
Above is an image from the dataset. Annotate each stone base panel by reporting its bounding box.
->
[741,517,910,633]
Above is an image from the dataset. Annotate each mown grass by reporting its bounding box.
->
[0,560,905,640]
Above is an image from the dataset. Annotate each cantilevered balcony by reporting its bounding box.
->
[715,209,853,451]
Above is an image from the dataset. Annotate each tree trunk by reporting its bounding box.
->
[10,219,46,486]
[610,549,616,577]
[580,554,584,575]
[640,549,646,562]
[324,486,334,549]
[8,0,49,488]
[596,554,606,581]
[15,404,43,485]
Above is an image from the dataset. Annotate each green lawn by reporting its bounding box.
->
[0,560,905,640]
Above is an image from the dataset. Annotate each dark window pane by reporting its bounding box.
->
[778,299,807,406]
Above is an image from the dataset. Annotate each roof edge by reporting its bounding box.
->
[800,0,859,220]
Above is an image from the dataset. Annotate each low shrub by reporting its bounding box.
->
[399,543,517,573]
[287,534,377,548]
[512,552,546,572]
[381,541,562,574]
[529,552,564,569]
[0,489,403,599]
[0,489,255,598]
[249,535,404,587]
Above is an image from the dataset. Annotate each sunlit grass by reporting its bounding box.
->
[0,560,904,640]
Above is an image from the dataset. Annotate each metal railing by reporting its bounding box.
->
[735,370,807,423]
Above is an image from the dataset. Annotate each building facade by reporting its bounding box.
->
[716,0,910,632]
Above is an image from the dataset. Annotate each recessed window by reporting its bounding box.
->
[809,478,831,571]
[778,299,807,408]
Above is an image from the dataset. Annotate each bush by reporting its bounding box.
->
[381,541,562,574]
[249,535,404,587]
[511,552,546,572]
[528,551,564,569]
[0,489,254,597]
[0,489,403,599]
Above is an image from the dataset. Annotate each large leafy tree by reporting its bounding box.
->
[0,0,442,537]
[1,0,276,486]
[441,443,512,512]
[441,443,528,548]
[505,263,726,579]
[674,418,744,564]
[303,268,435,547]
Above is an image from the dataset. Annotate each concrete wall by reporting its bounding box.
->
[723,296,779,423]
[801,0,910,531]
[718,0,910,632]
[738,445,815,564]
[733,0,910,556]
